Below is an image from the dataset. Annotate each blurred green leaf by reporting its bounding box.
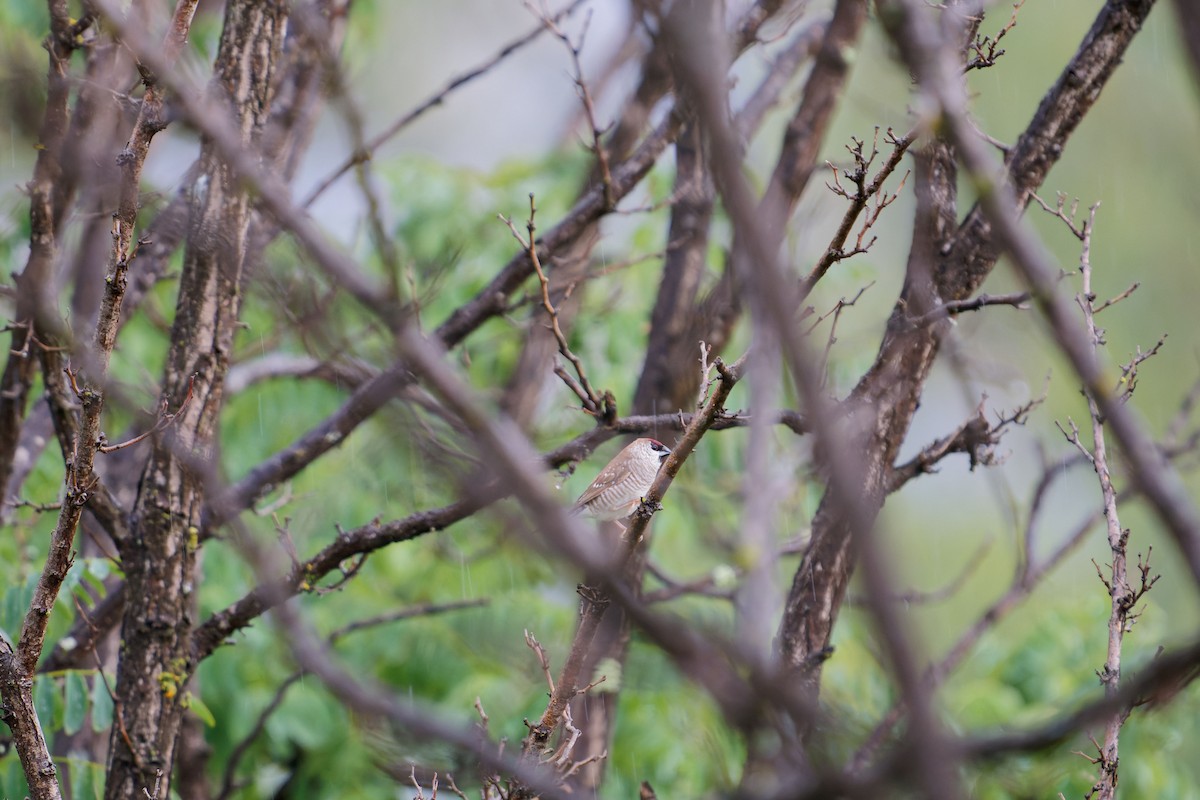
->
[187,692,217,728]
[69,757,102,800]
[63,670,88,735]
[33,673,61,735]
[91,671,114,733]
[2,754,30,799]
[1,575,37,642]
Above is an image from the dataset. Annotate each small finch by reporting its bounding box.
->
[572,438,672,522]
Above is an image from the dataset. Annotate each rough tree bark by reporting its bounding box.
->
[778,139,957,682]
[0,2,75,514]
[104,3,290,797]
[0,7,122,800]
[778,0,1159,715]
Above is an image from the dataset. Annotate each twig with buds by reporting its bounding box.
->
[524,630,556,694]
[1046,196,1158,799]
[965,0,1025,71]
[805,127,913,293]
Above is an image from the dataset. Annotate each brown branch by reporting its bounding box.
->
[520,586,611,761]
[212,360,422,519]
[517,352,746,779]
[805,128,914,292]
[97,373,195,453]
[524,630,557,696]
[38,351,130,544]
[1,4,200,798]
[906,291,1033,327]
[886,0,1200,585]
[887,396,1042,491]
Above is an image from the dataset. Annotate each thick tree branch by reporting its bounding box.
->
[100,2,287,797]
[884,0,1200,584]
[774,0,1163,741]
[2,4,198,799]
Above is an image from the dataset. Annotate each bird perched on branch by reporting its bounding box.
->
[572,438,671,522]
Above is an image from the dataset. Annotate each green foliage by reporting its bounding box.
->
[33,671,61,733]
[184,4,226,63]
[0,574,36,644]
[607,642,745,797]
[68,758,104,800]
[2,754,30,799]
[62,670,87,735]
[15,668,119,746]
[91,670,114,732]
[3,2,1200,797]
[0,2,47,147]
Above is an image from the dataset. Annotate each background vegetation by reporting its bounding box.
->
[2,0,1200,798]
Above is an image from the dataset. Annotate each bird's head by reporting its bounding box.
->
[636,438,671,466]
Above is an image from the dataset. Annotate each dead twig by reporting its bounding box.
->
[500,195,611,421]
[964,0,1025,71]
[805,128,913,292]
[528,2,615,208]
[97,373,196,453]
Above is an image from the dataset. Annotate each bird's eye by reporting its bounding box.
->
[650,441,665,452]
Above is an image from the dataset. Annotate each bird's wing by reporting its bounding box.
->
[573,461,631,508]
